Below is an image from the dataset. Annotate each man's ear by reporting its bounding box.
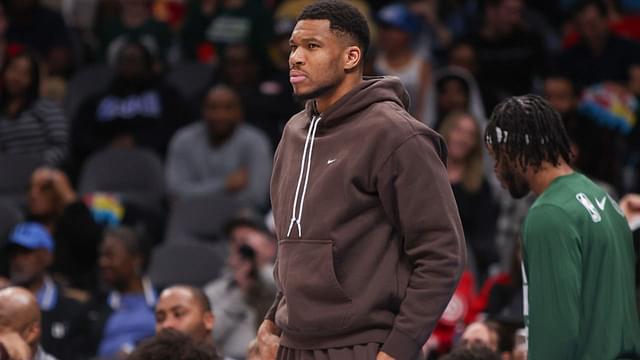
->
[204,311,215,332]
[343,46,362,71]
[22,321,40,348]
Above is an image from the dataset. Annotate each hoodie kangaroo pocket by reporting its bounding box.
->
[277,239,352,334]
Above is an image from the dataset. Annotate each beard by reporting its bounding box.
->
[10,269,37,287]
[293,77,341,102]
[502,167,530,199]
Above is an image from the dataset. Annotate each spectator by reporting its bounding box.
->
[439,344,501,360]
[460,321,500,352]
[166,84,272,209]
[618,193,640,314]
[128,329,220,360]
[0,331,31,360]
[447,40,479,79]
[469,0,546,110]
[373,3,431,119]
[438,112,499,282]
[180,0,273,64]
[424,67,486,129]
[423,271,478,357]
[86,226,156,359]
[562,0,640,56]
[204,217,276,360]
[0,51,68,166]
[0,286,58,360]
[26,167,103,290]
[222,214,276,281]
[493,191,535,272]
[95,0,172,65]
[410,0,478,45]
[479,239,524,329]
[267,18,295,74]
[4,222,88,360]
[3,0,73,76]
[72,40,191,168]
[211,43,299,148]
[155,286,214,345]
[555,0,640,90]
[543,75,623,192]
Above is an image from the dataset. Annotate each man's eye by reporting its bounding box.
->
[290,44,298,50]
[308,43,319,49]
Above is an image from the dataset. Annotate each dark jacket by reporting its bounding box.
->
[49,201,103,291]
[266,77,465,359]
[39,280,90,360]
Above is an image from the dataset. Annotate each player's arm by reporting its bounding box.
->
[523,205,582,359]
[376,134,465,360]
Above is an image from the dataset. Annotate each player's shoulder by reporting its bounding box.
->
[360,101,444,156]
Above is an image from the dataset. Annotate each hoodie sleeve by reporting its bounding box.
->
[376,133,465,360]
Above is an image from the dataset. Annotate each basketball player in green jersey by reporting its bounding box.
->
[485,95,640,360]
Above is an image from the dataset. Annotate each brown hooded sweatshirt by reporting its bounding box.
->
[266,76,465,359]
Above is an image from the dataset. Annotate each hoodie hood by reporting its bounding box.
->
[423,66,486,129]
[304,76,411,127]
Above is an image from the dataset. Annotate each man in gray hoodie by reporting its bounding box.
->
[165,84,272,208]
[257,1,466,360]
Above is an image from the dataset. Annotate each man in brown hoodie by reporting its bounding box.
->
[257,1,466,359]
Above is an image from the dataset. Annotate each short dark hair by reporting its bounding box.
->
[129,329,220,360]
[297,0,370,58]
[103,226,152,271]
[0,50,41,114]
[485,94,572,171]
[162,285,212,313]
[441,345,501,360]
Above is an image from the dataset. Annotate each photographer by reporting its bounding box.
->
[203,217,276,360]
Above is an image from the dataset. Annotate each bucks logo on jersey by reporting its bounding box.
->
[576,192,624,223]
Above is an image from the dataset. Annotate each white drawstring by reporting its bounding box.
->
[286,116,321,237]
[295,117,320,237]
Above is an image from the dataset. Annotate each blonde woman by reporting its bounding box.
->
[439,112,498,283]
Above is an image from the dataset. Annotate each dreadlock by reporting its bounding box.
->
[485,94,572,172]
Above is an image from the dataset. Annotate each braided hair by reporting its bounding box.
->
[485,94,572,171]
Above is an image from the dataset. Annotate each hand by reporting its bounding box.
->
[376,351,396,360]
[225,168,248,193]
[619,193,640,220]
[233,259,255,292]
[0,332,31,360]
[31,167,77,206]
[257,320,280,360]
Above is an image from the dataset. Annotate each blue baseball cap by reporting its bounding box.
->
[377,4,421,35]
[8,222,54,252]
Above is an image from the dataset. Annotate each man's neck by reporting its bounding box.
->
[315,74,362,113]
[119,277,144,295]
[528,162,574,195]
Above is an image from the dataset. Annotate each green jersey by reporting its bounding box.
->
[523,172,640,360]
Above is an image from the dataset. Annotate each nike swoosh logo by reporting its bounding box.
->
[596,196,607,211]
[327,159,337,165]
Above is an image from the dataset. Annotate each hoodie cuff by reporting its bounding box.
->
[380,328,420,360]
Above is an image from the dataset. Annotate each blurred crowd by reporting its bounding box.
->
[0,0,639,359]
